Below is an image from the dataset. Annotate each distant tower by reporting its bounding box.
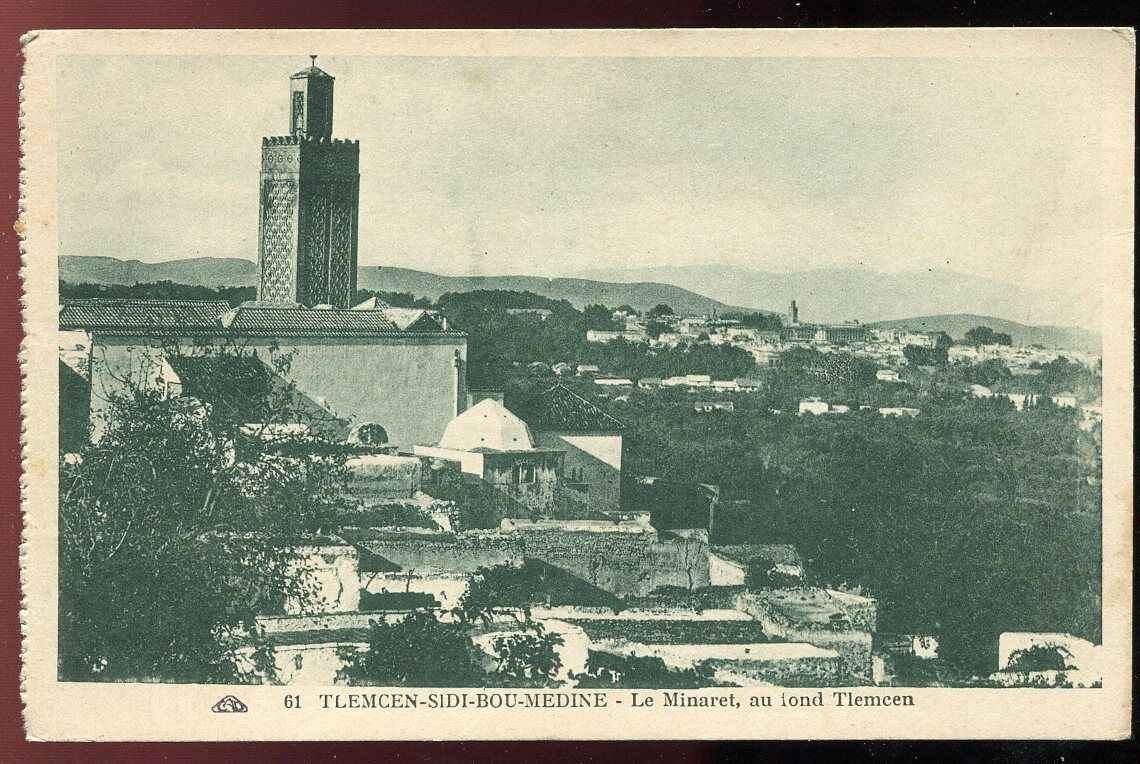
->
[257,56,360,308]
[789,299,799,325]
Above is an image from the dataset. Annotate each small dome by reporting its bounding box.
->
[438,398,533,452]
[348,423,388,446]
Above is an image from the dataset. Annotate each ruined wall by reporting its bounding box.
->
[825,589,878,633]
[359,532,524,574]
[359,527,710,598]
[515,528,710,597]
[361,572,471,611]
[569,618,770,645]
[735,591,874,681]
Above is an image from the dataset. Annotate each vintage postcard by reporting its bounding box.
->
[19,29,1133,740]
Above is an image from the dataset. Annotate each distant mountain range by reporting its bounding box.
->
[58,256,752,316]
[59,256,255,289]
[868,315,1098,352]
[579,264,1100,333]
[58,255,1099,351]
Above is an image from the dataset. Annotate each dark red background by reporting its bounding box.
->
[0,1,1133,760]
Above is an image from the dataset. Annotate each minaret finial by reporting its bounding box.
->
[310,54,318,67]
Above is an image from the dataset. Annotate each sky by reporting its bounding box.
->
[57,53,1107,297]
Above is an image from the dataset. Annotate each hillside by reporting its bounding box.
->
[59,256,257,289]
[580,264,1100,331]
[358,267,755,315]
[869,314,1100,352]
[58,256,756,316]
[57,256,1098,350]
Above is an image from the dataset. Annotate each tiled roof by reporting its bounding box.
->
[510,384,624,433]
[59,299,461,338]
[219,305,398,334]
[59,300,231,332]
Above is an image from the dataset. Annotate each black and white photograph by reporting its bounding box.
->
[19,29,1133,741]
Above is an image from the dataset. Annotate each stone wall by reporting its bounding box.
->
[735,591,875,681]
[566,618,769,645]
[515,527,710,596]
[358,532,523,574]
[358,526,711,598]
[360,571,471,611]
[708,654,847,687]
[345,454,421,500]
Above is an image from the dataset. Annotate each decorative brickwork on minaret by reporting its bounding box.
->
[257,57,359,308]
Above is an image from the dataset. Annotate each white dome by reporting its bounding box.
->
[438,398,533,452]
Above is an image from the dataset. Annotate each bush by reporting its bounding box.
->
[571,650,718,689]
[337,611,486,687]
[1005,644,1074,673]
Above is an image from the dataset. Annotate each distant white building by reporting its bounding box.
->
[970,384,993,398]
[798,397,829,416]
[879,407,920,418]
[576,364,600,376]
[900,332,934,347]
[876,369,902,383]
[595,377,633,387]
[586,329,646,344]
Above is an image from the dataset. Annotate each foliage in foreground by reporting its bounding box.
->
[59,349,350,683]
[336,610,564,687]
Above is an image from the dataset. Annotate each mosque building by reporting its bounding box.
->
[59,58,468,448]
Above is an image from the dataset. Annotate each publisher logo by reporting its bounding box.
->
[211,695,249,713]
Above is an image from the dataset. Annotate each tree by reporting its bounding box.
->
[964,326,1013,347]
[735,312,784,331]
[648,304,674,317]
[903,344,947,367]
[645,320,668,340]
[61,280,255,307]
[490,622,565,687]
[968,358,1012,388]
[337,611,486,687]
[58,347,349,683]
[583,303,619,332]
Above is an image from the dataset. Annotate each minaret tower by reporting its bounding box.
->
[257,56,360,308]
